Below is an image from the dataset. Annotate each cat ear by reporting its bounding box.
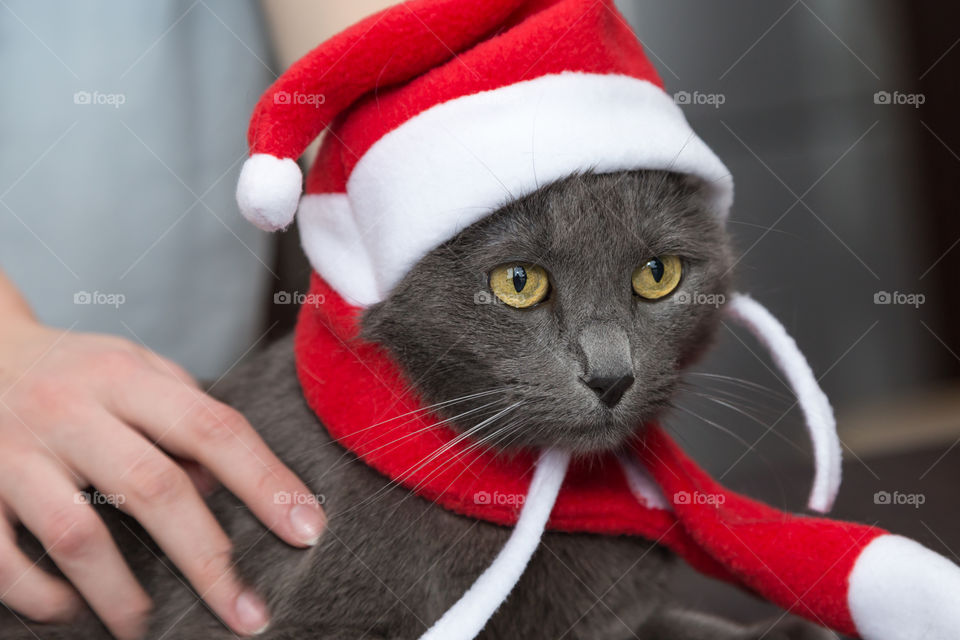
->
[725,293,842,513]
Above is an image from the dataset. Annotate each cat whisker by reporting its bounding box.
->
[396,401,525,491]
[665,406,791,509]
[317,398,510,488]
[321,386,514,446]
[308,386,517,483]
[678,383,784,418]
[671,404,759,453]
[684,392,806,455]
[339,399,507,465]
[684,372,791,402]
[377,406,528,521]
[332,401,524,519]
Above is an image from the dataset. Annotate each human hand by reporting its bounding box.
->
[0,316,325,638]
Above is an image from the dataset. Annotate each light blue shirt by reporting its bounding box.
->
[0,0,276,379]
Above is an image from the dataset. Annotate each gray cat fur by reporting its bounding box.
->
[0,171,833,639]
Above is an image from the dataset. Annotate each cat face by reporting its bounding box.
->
[362,170,732,454]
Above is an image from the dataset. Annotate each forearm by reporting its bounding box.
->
[0,270,34,326]
[257,0,399,165]
[260,0,399,69]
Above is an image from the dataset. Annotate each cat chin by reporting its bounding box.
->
[555,423,649,455]
[555,403,665,454]
[478,418,649,456]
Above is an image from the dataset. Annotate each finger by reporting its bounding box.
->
[64,416,270,636]
[136,348,199,389]
[0,457,151,640]
[107,372,326,547]
[0,519,82,624]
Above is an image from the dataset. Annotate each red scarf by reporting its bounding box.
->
[294,274,958,640]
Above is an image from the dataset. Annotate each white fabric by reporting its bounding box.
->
[848,534,960,640]
[618,452,671,511]
[419,448,570,640]
[297,194,382,307]
[237,154,303,231]
[298,72,733,306]
[725,293,841,513]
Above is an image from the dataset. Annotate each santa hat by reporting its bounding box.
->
[237,0,732,307]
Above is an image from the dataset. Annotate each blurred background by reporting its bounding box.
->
[617,0,960,626]
[2,0,959,632]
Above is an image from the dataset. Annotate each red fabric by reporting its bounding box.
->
[248,0,526,159]
[636,431,882,635]
[295,275,885,637]
[311,0,659,193]
[242,0,661,194]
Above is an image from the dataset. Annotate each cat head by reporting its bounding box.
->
[361,170,732,454]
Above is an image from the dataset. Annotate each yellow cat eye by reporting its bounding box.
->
[632,255,682,300]
[489,263,550,308]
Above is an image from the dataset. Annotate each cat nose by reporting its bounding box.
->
[582,374,635,408]
[576,321,634,408]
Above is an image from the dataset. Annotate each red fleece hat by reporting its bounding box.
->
[237,0,731,307]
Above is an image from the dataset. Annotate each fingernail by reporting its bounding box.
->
[289,504,326,546]
[235,590,270,635]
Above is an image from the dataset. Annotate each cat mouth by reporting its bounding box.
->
[428,373,669,455]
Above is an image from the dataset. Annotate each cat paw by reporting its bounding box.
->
[745,616,839,640]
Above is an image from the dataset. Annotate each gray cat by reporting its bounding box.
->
[0,170,833,639]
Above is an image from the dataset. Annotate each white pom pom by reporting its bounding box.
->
[848,535,960,640]
[236,154,303,231]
